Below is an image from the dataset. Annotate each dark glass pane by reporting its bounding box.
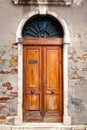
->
[22,16,64,38]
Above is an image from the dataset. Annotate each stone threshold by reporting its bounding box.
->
[21,123,64,127]
[12,123,73,130]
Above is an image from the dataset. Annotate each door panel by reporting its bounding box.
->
[43,46,63,122]
[23,46,42,121]
[47,95,59,111]
[27,95,40,110]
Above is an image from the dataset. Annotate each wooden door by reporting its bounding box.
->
[43,46,63,122]
[23,40,63,122]
[23,46,43,122]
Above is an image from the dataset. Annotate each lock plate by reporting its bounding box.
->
[28,60,37,64]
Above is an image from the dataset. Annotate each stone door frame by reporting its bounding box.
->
[15,10,71,125]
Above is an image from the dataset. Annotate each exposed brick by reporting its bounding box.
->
[9,69,18,74]
[0,97,10,103]
[2,82,13,90]
[8,113,17,116]
[69,69,77,75]
[0,116,5,123]
[0,106,5,110]
[0,69,18,74]
[68,57,73,60]
[0,57,5,63]
[2,82,11,87]
[82,68,87,71]
[0,118,5,123]
[12,43,18,49]
[10,92,18,94]
[7,87,13,90]
[71,76,82,80]
[9,55,18,67]
[9,92,18,98]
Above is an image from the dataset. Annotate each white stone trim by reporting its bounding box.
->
[17,43,23,122]
[15,10,71,125]
[73,0,83,6]
[38,5,48,15]
[12,0,19,4]
[16,11,39,42]
[63,43,71,125]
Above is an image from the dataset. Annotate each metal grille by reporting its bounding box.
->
[22,16,64,38]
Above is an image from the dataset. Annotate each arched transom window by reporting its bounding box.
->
[22,15,64,38]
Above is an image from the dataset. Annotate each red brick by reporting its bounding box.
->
[0,106,5,110]
[0,97,10,103]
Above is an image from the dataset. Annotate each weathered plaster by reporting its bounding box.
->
[0,43,18,73]
[0,0,87,126]
[0,74,18,123]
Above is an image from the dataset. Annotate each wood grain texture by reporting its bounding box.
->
[43,46,63,122]
[23,46,42,121]
[23,39,63,122]
[23,38,63,45]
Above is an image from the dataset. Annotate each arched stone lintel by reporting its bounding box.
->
[16,11,39,42]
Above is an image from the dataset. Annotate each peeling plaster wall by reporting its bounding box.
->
[0,0,87,125]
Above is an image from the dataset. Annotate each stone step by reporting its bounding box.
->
[12,123,73,130]
[12,127,73,130]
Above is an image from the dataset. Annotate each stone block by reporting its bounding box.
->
[0,125,11,130]
[23,128,61,130]
[14,116,22,125]
[74,125,86,130]
[63,115,71,125]
[61,127,73,130]
[5,116,15,125]
[12,126,23,130]
[73,0,83,6]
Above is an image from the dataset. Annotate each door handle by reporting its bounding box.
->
[31,89,35,94]
[51,89,55,94]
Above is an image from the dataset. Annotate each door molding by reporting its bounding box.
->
[13,11,71,125]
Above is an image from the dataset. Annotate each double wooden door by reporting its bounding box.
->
[23,40,63,122]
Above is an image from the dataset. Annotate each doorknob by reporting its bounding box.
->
[51,89,55,94]
[31,89,35,94]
